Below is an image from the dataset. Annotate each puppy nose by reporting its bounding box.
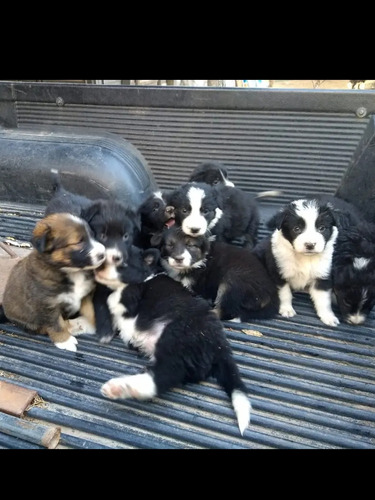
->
[174,256,184,263]
[305,242,316,250]
[165,206,174,215]
[189,228,200,235]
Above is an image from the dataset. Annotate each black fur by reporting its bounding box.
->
[45,170,140,264]
[101,273,251,434]
[188,161,235,186]
[160,226,280,321]
[332,220,375,324]
[93,245,161,343]
[166,181,260,248]
[134,191,175,249]
[254,198,340,327]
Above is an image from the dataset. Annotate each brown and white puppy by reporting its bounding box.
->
[1,213,106,351]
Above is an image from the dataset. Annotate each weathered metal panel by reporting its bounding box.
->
[14,102,370,205]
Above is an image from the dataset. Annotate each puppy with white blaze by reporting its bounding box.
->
[99,273,251,435]
[254,198,340,327]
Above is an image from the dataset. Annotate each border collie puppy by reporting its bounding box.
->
[134,190,175,249]
[332,220,375,324]
[188,161,235,187]
[167,181,261,248]
[254,198,340,326]
[97,272,251,435]
[160,226,280,322]
[45,170,140,266]
[92,245,162,343]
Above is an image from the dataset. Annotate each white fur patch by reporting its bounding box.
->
[154,191,164,201]
[221,170,235,187]
[182,187,208,236]
[55,335,78,351]
[101,373,157,400]
[107,286,167,358]
[353,257,370,270]
[309,288,339,326]
[292,200,327,254]
[231,390,251,435]
[57,272,95,316]
[208,207,223,230]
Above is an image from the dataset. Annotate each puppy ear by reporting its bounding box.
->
[150,231,163,247]
[31,220,54,253]
[143,248,161,266]
[130,211,141,232]
[80,201,101,223]
[267,210,286,230]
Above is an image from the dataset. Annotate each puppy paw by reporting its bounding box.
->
[69,317,96,336]
[279,305,296,318]
[319,313,340,327]
[101,373,157,400]
[55,335,78,352]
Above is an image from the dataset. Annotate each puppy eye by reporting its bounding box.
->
[318,225,326,233]
[342,298,351,307]
[213,180,219,185]
[181,208,188,214]
[293,226,302,234]
[100,233,108,242]
[201,208,209,215]
[123,233,129,241]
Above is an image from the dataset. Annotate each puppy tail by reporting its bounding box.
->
[214,357,251,435]
[50,168,62,192]
[255,190,283,199]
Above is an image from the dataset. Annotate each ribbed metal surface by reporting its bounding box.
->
[1,294,374,449]
[15,103,369,204]
[1,210,374,449]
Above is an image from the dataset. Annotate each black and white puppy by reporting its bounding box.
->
[167,181,261,247]
[134,190,175,249]
[92,245,162,343]
[254,198,340,327]
[45,170,140,266]
[188,161,235,187]
[332,219,375,324]
[97,272,251,435]
[160,226,280,322]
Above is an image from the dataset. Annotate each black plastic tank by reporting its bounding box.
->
[0,125,158,209]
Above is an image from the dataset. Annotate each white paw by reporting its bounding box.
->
[279,305,296,318]
[55,335,78,351]
[320,313,340,327]
[101,373,156,400]
[69,317,96,336]
[228,317,241,323]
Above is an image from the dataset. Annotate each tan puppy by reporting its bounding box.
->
[1,213,105,351]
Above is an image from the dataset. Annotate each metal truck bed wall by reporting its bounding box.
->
[0,82,374,449]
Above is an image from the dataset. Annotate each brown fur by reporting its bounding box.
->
[1,213,105,351]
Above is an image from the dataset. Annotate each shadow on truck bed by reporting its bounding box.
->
[0,82,374,449]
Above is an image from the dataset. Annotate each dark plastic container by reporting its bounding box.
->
[0,125,158,208]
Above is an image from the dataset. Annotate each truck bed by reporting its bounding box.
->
[0,82,374,449]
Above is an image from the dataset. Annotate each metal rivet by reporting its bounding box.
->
[56,97,64,107]
[356,106,367,118]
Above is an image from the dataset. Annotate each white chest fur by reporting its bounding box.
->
[271,228,338,291]
[58,271,95,315]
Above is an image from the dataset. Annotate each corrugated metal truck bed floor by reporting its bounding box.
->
[0,204,374,449]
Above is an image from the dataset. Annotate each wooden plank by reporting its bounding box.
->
[0,381,37,417]
[0,412,61,449]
